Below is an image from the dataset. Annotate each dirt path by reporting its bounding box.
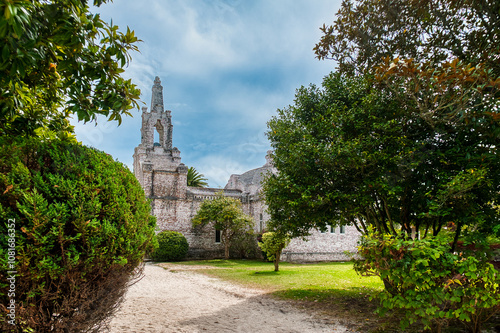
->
[109,263,355,333]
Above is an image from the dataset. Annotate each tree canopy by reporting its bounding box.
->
[314,0,500,139]
[0,0,141,139]
[265,72,499,245]
[264,0,499,245]
[258,232,290,272]
[314,0,500,77]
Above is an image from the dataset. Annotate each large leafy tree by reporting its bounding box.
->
[265,0,500,243]
[297,2,500,328]
[314,0,500,77]
[314,0,500,139]
[265,72,499,245]
[0,0,141,138]
[192,193,254,259]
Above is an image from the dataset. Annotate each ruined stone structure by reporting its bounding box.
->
[133,77,360,261]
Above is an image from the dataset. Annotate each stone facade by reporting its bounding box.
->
[133,77,361,261]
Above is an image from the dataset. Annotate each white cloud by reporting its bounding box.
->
[192,154,249,188]
[76,0,341,180]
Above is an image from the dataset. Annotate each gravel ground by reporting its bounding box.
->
[108,263,357,333]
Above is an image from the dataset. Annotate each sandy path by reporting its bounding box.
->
[108,263,355,333]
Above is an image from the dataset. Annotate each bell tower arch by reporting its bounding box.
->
[133,76,188,200]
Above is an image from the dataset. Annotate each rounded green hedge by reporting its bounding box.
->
[151,230,189,261]
[0,137,156,332]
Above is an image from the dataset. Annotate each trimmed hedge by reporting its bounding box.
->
[151,230,189,262]
[0,137,156,332]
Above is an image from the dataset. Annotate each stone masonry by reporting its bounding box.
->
[133,77,361,261]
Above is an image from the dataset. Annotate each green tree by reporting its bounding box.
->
[187,166,208,187]
[302,2,500,329]
[314,0,500,139]
[274,0,500,242]
[192,193,254,259]
[0,0,141,139]
[265,72,499,245]
[258,232,290,272]
[314,0,500,77]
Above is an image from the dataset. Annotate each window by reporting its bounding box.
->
[215,229,221,243]
[259,214,263,232]
[330,225,335,233]
[340,225,345,234]
[154,128,160,144]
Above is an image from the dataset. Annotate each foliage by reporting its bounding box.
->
[265,72,499,243]
[192,192,254,259]
[150,230,189,262]
[0,136,156,332]
[314,0,500,142]
[258,232,290,271]
[0,0,142,139]
[355,231,500,332]
[187,166,208,188]
[314,0,500,77]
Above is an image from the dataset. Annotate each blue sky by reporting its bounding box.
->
[72,0,340,187]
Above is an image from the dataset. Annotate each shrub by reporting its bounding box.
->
[258,232,290,271]
[0,137,156,333]
[355,231,500,333]
[150,230,189,261]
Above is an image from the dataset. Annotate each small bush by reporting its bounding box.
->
[151,230,189,261]
[258,232,290,271]
[355,230,500,333]
[0,137,156,333]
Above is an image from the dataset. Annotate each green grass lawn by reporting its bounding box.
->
[163,259,499,332]
[173,259,382,299]
[167,260,392,332]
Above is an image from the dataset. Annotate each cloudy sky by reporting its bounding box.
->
[72,0,340,187]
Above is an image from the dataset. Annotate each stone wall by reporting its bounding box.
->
[282,225,360,262]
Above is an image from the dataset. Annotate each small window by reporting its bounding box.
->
[330,225,335,233]
[340,225,345,234]
[215,229,221,243]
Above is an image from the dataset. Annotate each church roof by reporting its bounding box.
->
[237,165,272,186]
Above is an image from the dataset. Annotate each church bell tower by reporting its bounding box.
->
[133,77,188,200]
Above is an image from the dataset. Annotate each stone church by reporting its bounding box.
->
[133,77,360,261]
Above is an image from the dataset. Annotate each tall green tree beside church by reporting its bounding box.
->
[266,0,499,244]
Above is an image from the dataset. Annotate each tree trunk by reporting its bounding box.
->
[382,277,398,296]
[274,250,281,271]
[224,243,230,259]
